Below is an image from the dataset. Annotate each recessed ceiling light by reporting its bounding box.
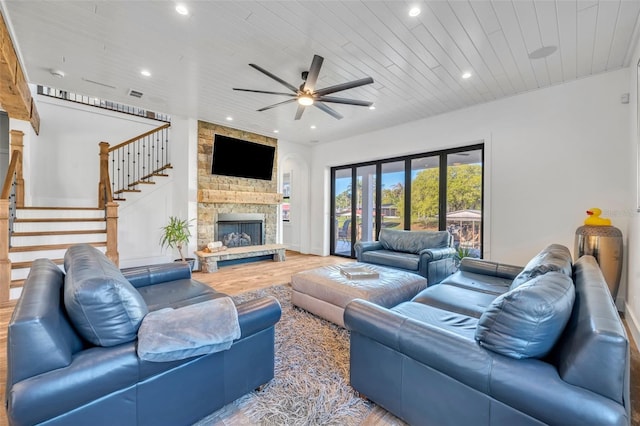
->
[226,116,233,121]
[462,71,472,79]
[175,4,189,15]
[409,7,421,17]
[310,125,316,129]
[50,69,65,78]
[273,130,279,133]
[528,45,558,59]
[140,70,151,77]
[369,105,376,110]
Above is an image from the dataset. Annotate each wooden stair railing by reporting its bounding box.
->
[98,123,171,266]
[1,149,23,302]
[100,123,171,202]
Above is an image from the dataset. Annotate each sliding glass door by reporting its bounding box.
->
[330,144,484,258]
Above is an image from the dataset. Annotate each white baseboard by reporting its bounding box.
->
[624,302,640,352]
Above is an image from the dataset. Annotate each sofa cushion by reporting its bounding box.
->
[64,244,148,346]
[509,244,573,290]
[475,272,575,359]
[412,284,498,318]
[379,229,450,254]
[440,270,513,295]
[360,249,420,271]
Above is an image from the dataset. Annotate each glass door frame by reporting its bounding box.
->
[330,143,484,258]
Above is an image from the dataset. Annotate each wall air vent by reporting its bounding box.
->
[128,89,143,98]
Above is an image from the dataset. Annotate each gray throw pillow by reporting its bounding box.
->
[64,244,148,347]
[475,272,575,359]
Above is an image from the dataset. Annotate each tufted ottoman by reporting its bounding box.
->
[291,263,428,327]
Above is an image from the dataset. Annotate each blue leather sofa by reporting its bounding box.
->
[354,229,456,284]
[345,244,630,426]
[6,244,281,426]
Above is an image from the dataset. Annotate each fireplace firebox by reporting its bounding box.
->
[216,213,265,248]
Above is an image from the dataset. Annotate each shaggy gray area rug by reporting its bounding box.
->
[196,283,372,425]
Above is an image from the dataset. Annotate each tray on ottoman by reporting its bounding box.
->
[291,263,428,327]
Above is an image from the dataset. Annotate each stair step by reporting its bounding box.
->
[12,229,106,237]
[113,198,126,201]
[15,218,105,223]
[128,181,155,187]
[19,206,102,211]
[114,189,142,194]
[10,279,24,289]
[10,241,107,252]
[12,258,64,269]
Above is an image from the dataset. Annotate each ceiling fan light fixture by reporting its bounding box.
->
[298,95,314,106]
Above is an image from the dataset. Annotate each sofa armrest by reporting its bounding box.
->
[459,258,523,279]
[344,299,492,391]
[418,246,456,261]
[236,296,282,338]
[121,262,192,288]
[354,241,384,260]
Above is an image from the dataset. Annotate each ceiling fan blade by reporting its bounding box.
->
[233,88,297,97]
[316,96,372,107]
[302,55,324,93]
[314,77,374,96]
[257,98,298,112]
[314,102,343,120]
[249,63,299,93]
[294,104,306,120]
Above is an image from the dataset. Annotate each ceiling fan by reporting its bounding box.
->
[233,54,374,120]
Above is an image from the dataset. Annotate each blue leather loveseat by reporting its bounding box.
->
[6,244,281,426]
[345,244,630,425]
[354,229,456,284]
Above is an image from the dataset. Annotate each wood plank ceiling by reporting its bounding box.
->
[2,0,639,144]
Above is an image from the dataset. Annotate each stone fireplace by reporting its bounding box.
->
[197,121,281,250]
[216,213,265,247]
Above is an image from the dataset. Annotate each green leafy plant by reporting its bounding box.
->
[455,246,472,263]
[160,216,193,262]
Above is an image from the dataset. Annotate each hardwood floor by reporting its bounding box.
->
[0,251,637,425]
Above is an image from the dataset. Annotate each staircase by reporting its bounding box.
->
[8,207,107,299]
[1,122,172,301]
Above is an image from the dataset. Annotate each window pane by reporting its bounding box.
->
[334,168,352,255]
[410,156,439,231]
[381,161,404,230]
[446,150,482,258]
[356,165,377,243]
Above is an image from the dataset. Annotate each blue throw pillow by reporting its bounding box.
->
[64,244,148,347]
[475,272,575,359]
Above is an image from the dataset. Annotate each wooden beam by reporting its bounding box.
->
[198,189,283,205]
[0,11,39,134]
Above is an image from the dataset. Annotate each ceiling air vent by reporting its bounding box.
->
[128,89,143,98]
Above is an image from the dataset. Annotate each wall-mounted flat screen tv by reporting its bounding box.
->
[211,135,275,181]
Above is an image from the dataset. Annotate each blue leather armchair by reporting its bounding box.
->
[6,244,281,426]
[354,229,456,284]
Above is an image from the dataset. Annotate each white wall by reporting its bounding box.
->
[26,96,160,206]
[278,140,312,253]
[625,38,640,346]
[309,69,631,307]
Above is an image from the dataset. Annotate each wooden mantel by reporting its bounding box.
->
[0,11,40,134]
[198,189,283,205]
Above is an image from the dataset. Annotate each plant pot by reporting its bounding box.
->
[175,258,196,271]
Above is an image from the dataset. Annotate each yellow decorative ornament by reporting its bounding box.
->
[584,208,611,226]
